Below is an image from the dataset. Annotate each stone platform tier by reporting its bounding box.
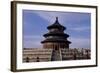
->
[23,48,91,63]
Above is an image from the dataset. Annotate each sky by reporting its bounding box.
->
[23,10,91,49]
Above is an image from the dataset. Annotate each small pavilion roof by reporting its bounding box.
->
[47,17,66,30]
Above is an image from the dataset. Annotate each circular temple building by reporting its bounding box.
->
[41,17,71,50]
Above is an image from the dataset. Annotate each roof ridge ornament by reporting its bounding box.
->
[55,17,59,24]
[56,17,58,21]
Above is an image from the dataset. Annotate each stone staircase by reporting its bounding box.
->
[51,49,62,61]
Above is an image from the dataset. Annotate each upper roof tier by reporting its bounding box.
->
[41,38,71,43]
[43,32,69,38]
[47,17,66,30]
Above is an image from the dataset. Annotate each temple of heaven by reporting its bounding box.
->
[41,17,71,50]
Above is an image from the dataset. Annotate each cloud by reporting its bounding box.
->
[28,10,90,25]
[24,10,88,25]
[69,26,90,31]
[23,35,43,48]
[68,37,90,49]
[24,10,90,25]
[23,40,42,48]
[33,11,67,24]
[24,35,43,39]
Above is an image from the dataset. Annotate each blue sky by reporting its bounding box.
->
[23,10,91,49]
